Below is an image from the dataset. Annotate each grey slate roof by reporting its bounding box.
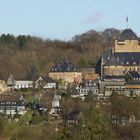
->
[101,29,140,67]
[0,94,24,102]
[42,76,56,83]
[50,59,80,72]
[118,29,138,41]
[126,71,140,79]
[103,75,125,80]
[102,50,140,66]
[67,110,80,120]
[125,81,140,85]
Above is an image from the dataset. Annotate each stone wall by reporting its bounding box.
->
[49,72,82,83]
[0,80,8,93]
[114,40,140,53]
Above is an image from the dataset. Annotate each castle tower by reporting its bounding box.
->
[114,29,140,53]
[101,28,140,77]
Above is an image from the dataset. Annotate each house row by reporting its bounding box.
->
[111,111,136,127]
[71,71,140,99]
[71,73,100,99]
[0,91,61,116]
[0,94,25,115]
[6,75,56,91]
[100,71,140,97]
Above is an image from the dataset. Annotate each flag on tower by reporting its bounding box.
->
[126,16,128,28]
[126,16,128,22]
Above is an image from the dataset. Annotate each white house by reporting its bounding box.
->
[50,94,60,117]
[52,94,60,108]
[0,94,25,115]
[7,74,16,90]
[14,81,33,89]
[36,76,56,89]
[7,74,34,90]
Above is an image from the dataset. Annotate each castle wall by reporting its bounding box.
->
[49,72,82,83]
[114,40,140,53]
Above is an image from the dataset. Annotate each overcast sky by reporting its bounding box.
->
[0,0,139,40]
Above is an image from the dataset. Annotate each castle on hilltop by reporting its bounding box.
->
[101,28,140,78]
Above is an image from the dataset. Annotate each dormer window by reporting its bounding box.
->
[133,61,136,65]
[126,61,129,65]
[116,57,119,61]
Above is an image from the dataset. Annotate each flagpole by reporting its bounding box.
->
[126,16,128,29]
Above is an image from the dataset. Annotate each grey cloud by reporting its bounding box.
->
[85,12,103,24]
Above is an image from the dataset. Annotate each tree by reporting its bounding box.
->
[27,64,39,81]
[78,58,89,67]
[66,84,71,97]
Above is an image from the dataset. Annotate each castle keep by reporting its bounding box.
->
[101,29,140,77]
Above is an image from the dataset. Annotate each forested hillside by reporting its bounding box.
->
[0,28,120,80]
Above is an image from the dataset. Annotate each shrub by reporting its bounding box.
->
[31,114,42,125]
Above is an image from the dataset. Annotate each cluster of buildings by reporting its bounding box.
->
[0,75,57,116]
[100,28,140,97]
[70,28,140,99]
[0,28,140,117]
[45,28,140,100]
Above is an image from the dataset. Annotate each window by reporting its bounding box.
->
[133,62,136,65]
[6,102,9,104]
[93,83,96,86]
[85,83,88,86]
[126,61,129,65]
[89,83,92,86]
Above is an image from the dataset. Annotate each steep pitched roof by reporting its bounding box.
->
[0,94,24,102]
[53,94,59,102]
[41,76,56,83]
[126,71,140,79]
[118,29,138,41]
